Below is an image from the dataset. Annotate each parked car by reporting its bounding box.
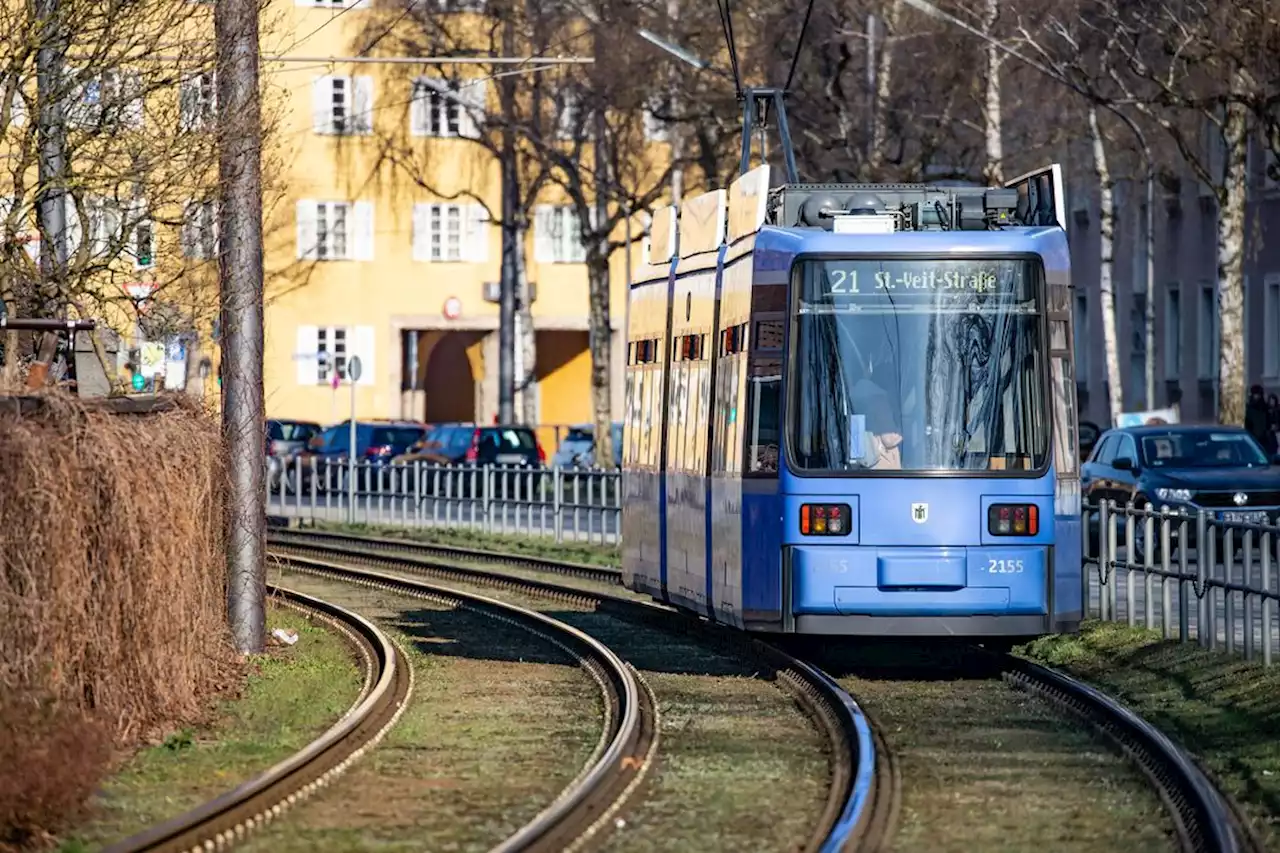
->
[551,422,624,469]
[267,419,322,492]
[1082,424,1280,559]
[297,420,428,491]
[392,424,545,496]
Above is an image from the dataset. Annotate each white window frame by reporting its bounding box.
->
[4,76,26,128]
[409,77,482,138]
[85,197,123,258]
[534,204,586,264]
[642,96,670,142]
[179,71,216,132]
[66,69,143,130]
[412,202,489,262]
[312,75,372,136]
[182,200,219,260]
[554,89,581,141]
[296,199,374,262]
[1198,281,1218,379]
[316,326,348,384]
[1164,283,1182,379]
[1265,274,1280,379]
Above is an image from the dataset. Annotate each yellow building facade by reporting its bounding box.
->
[254,0,655,434]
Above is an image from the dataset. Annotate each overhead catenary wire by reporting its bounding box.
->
[784,0,817,93]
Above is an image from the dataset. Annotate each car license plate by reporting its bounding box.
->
[496,454,524,465]
[1221,510,1269,525]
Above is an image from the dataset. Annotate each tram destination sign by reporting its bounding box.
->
[805,258,1033,303]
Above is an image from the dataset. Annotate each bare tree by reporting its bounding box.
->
[347,1,579,425]
[0,0,262,394]
[531,4,680,466]
[1092,0,1268,424]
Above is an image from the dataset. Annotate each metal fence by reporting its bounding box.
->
[266,455,621,545]
[1085,499,1279,666]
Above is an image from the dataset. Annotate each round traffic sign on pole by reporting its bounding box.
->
[443,297,462,320]
[346,355,363,383]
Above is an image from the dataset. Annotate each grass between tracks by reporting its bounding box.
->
[236,570,602,853]
[311,521,621,567]
[55,608,362,852]
[338,561,833,853]
[1021,621,1280,849]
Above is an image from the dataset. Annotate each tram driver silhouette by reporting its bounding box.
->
[849,344,904,471]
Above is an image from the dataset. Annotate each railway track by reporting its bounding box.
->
[266,526,894,852]
[268,525,1263,853]
[103,586,414,853]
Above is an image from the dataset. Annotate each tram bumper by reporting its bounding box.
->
[785,544,1063,636]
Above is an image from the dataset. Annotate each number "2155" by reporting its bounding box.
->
[986,559,1025,574]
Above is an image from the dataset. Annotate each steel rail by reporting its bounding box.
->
[265,527,893,852]
[270,552,659,853]
[1001,656,1257,853]
[103,586,413,853]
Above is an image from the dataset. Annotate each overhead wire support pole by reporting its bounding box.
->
[216,0,267,654]
[34,0,72,389]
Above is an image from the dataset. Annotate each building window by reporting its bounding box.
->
[295,200,374,261]
[1164,285,1181,378]
[533,204,586,263]
[553,89,581,140]
[182,200,218,259]
[1198,281,1218,379]
[296,325,373,386]
[82,197,123,258]
[412,203,489,262]
[312,75,372,135]
[179,71,216,131]
[66,70,143,129]
[643,96,670,142]
[1265,275,1280,378]
[409,77,483,138]
[316,327,347,384]
[1073,293,1089,381]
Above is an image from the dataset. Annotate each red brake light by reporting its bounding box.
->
[464,429,480,461]
[800,503,851,536]
[988,504,1039,536]
[537,442,546,463]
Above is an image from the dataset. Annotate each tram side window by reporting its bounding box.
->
[745,318,784,475]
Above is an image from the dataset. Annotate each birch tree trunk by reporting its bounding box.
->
[1217,90,1249,425]
[1090,107,1124,427]
[514,218,537,425]
[586,249,612,467]
[865,0,900,179]
[981,0,1004,185]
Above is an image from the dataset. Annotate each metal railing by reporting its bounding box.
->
[266,455,620,545]
[1085,498,1279,666]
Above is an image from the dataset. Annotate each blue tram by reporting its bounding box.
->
[621,163,1083,640]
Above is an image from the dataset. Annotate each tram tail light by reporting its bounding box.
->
[988,504,1039,536]
[800,503,852,536]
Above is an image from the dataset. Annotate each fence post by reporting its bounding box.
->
[1197,509,1210,648]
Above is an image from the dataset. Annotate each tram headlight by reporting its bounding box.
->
[988,504,1039,536]
[800,503,852,536]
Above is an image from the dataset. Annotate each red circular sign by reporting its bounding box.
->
[443,297,462,320]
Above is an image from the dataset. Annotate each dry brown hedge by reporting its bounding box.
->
[0,393,238,847]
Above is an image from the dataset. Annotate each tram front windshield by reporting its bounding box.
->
[789,257,1049,473]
